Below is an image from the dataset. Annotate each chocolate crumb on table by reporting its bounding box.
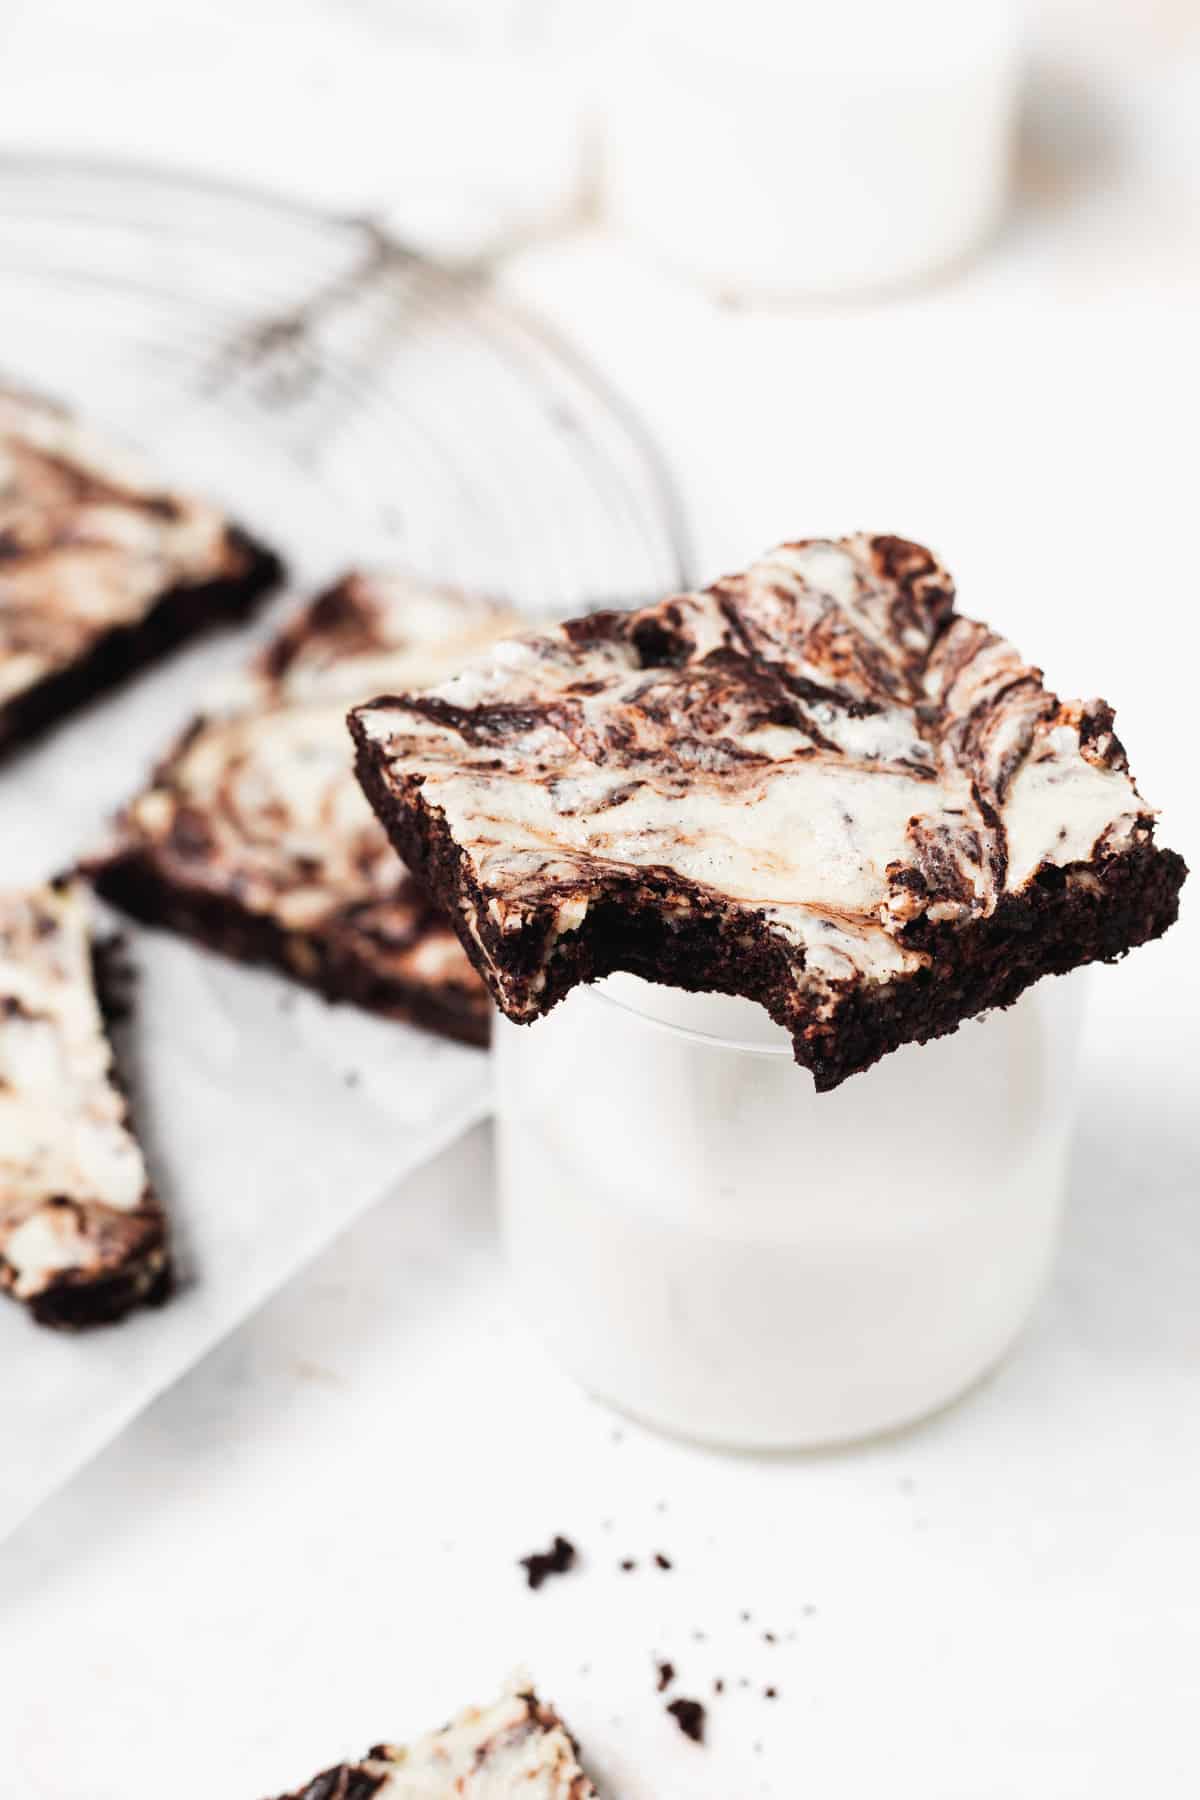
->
[654,1552,673,1571]
[269,1682,598,1798]
[350,533,1186,1092]
[666,1698,706,1746]
[0,880,168,1328]
[520,1535,578,1590]
[93,571,520,1046]
[655,1661,675,1693]
[0,384,281,759]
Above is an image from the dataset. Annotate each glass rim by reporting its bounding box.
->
[580,975,796,1058]
[575,965,1082,1060]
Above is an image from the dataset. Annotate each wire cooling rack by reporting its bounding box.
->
[0,154,693,1545]
[0,153,693,617]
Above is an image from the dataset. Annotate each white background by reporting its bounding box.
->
[1,4,1198,1797]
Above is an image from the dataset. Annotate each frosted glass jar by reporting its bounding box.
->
[495,973,1086,1450]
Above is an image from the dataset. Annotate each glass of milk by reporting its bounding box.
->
[494,972,1086,1449]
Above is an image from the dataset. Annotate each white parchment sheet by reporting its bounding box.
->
[0,598,491,1542]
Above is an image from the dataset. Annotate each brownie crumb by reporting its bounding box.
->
[619,1558,637,1573]
[667,1698,706,1745]
[654,1552,673,1571]
[714,1678,725,1695]
[656,1660,675,1693]
[765,1687,778,1700]
[763,1631,777,1644]
[519,1535,577,1590]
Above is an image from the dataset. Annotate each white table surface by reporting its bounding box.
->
[1,11,1199,1799]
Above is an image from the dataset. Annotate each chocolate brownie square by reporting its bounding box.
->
[94,572,520,1045]
[0,384,281,757]
[0,880,168,1327]
[350,534,1186,1089]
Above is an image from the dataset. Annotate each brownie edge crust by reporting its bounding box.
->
[350,534,1186,1091]
[0,525,282,759]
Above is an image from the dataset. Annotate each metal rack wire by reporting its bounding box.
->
[0,154,693,619]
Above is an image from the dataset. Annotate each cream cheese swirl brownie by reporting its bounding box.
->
[94,573,520,1045]
[0,881,167,1328]
[271,1684,598,1799]
[0,384,281,756]
[350,534,1186,1090]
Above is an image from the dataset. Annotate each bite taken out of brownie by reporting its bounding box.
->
[349,534,1186,1091]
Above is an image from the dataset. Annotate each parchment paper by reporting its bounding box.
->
[0,599,491,1542]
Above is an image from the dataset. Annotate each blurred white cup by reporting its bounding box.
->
[601,0,1024,300]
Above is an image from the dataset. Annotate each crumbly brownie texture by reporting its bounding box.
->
[0,384,281,756]
[94,573,520,1046]
[272,1684,598,1799]
[351,534,1187,1090]
[0,881,168,1328]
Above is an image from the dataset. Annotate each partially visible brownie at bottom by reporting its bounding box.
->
[0,880,168,1328]
[93,572,521,1046]
[270,1684,598,1799]
[0,384,281,759]
[350,533,1186,1090]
